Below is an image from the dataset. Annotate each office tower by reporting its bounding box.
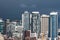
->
[31,11,40,37]
[41,14,49,33]
[50,12,58,40]
[5,19,10,34]
[0,18,4,34]
[22,11,30,31]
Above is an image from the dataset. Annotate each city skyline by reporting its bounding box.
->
[0,0,60,40]
[0,11,59,40]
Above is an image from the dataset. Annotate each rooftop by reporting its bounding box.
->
[32,11,39,14]
[0,18,4,22]
[24,11,29,13]
[41,14,49,17]
[50,12,58,15]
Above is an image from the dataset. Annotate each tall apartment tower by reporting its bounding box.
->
[0,18,4,34]
[22,11,31,31]
[41,14,49,34]
[50,12,58,40]
[6,19,10,34]
[31,11,40,37]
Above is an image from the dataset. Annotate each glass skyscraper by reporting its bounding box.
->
[31,11,40,37]
[50,12,58,40]
[0,18,4,34]
[22,11,30,31]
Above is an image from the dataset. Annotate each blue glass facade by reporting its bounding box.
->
[50,14,58,40]
[0,21,4,34]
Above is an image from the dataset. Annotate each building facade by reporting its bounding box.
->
[50,12,58,40]
[0,18,4,34]
[31,11,40,37]
[22,11,31,31]
[41,14,49,34]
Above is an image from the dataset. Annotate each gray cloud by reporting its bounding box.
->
[20,4,27,8]
[31,4,37,8]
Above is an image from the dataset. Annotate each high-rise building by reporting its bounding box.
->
[50,12,58,40]
[41,14,49,33]
[41,14,50,40]
[31,11,40,37]
[22,11,31,31]
[5,19,10,34]
[0,18,4,34]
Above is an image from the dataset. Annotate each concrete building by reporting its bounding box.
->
[13,32,20,37]
[6,21,17,33]
[15,25,23,32]
[12,25,23,40]
[6,21,23,39]
[41,14,49,34]
[6,21,17,37]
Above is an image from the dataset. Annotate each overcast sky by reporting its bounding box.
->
[0,0,60,27]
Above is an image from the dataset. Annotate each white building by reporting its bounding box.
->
[41,14,49,33]
[22,11,31,31]
[6,21,17,32]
